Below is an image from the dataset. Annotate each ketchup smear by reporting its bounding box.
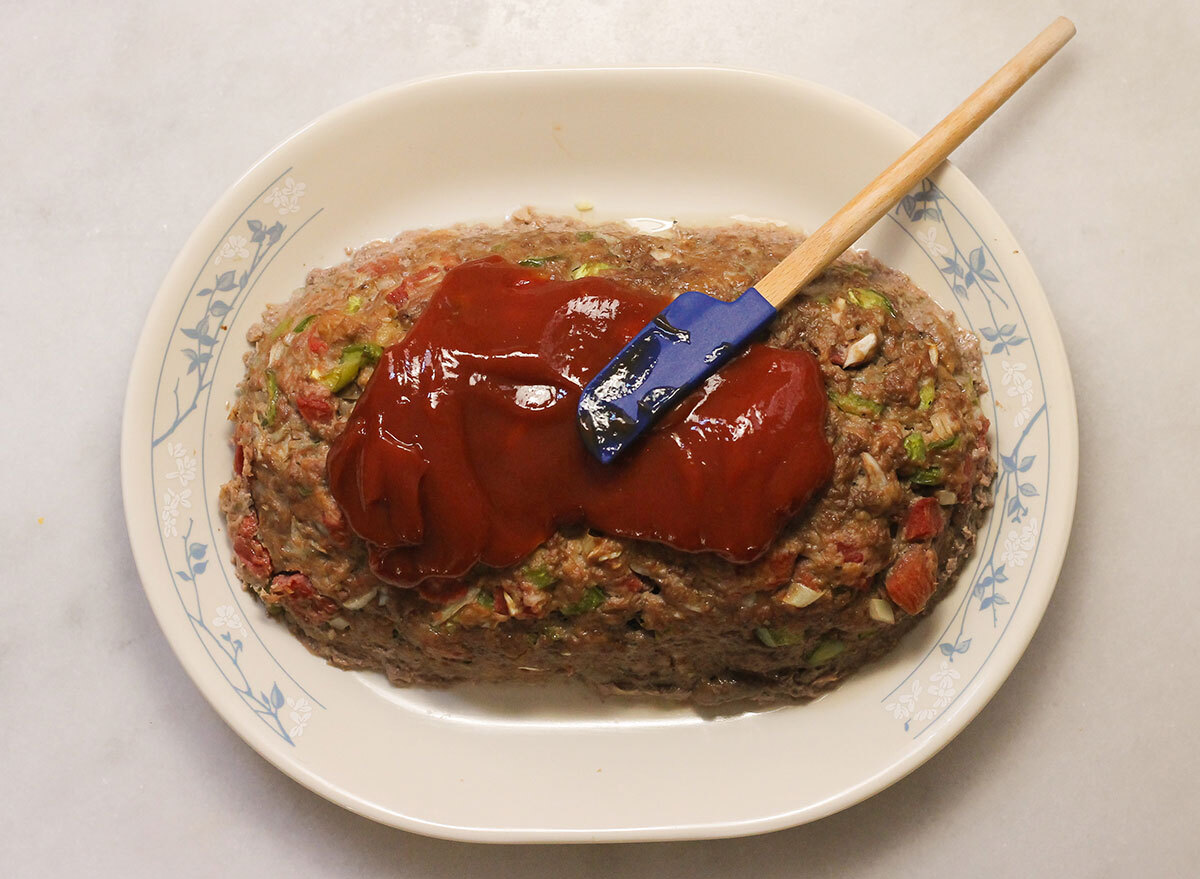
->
[327,257,833,594]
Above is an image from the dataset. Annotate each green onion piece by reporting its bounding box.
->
[840,264,872,277]
[808,640,845,664]
[524,567,558,589]
[829,390,884,417]
[489,242,507,253]
[910,466,945,486]
[813,294,832,305]
[320,342,383,392]
[345,295,363,314]
[293,314,317,334]
[477,590,495,609]
[268,319,293,342]
[575,231,594,242]
[964,375,978,403]
[904,433,927,464]
[562,586,605,616]
[570,262,615,279]
[755,627,807,648]
[260,370,280,427]
[517,255,563,268]
[847,287,897,315]
[928,434,961,451]
[918,379,936,410]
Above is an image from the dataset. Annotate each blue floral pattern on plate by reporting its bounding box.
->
[881,179,1051,735]
[149,168,324,745]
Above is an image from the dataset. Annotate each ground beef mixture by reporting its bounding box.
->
[219,211,994,705]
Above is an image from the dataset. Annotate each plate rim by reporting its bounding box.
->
[121,65,1079,843]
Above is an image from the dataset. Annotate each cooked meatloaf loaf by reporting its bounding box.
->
[219,211,994,704]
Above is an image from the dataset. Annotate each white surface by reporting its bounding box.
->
[121,66,1076,841]
[3,0,1197,873]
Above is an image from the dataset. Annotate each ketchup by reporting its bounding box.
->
[327,257,833,591]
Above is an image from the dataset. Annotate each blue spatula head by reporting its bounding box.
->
[577,287,777,463]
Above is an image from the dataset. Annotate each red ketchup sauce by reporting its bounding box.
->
[327,257,834,597]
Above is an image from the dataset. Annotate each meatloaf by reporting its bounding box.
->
[219,211,994,705]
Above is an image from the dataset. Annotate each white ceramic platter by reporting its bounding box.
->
[121,68,1077,842]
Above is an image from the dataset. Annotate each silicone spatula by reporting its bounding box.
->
[577,16,1074,463]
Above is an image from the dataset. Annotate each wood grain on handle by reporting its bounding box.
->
[754,16,1075,308]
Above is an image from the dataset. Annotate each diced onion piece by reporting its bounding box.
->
[936,489,958,506]
[842,332,878,368]
[432,587,481,624]
[781,581,827,608]
[928,344,939,367]
[574,199,594,211]
[328,616,350,630]
[502,590,520,616]
[341,588,378,610]
[868,597,896,624]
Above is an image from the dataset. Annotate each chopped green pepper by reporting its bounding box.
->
[918,379,936,411]
[293,314,317,334]
[575,231,594,242]
[847,287,897,315]
[320,342,383,392]
[524,566,558,589]
[928,434,961,451]
[910,466,945,486]
[517,255,564,268]
[268,319,293,342]
[755,627,807,648]
[807,639,845,664]
[562,586,605,616]
[476,590,495,609]
[829,390,884,417]
[904,432,927,464]
[345,295,363,314]
[489,241,507,253]
[260,370,280,427]
[570,262,616,279]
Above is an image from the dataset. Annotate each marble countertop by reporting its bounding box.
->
[4,1,1198,875]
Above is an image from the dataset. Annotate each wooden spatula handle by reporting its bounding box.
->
[754,16,1075,308]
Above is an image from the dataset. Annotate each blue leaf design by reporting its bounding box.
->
[1007,336,1027,346]
[247,218,263,232]
[979,268,999,283]
[981,326,999,341]
[994,565,1008,582]
[1007,497,1022,516]
[1019,483,1039,497]
[990,341,1006,354]
[221,631,232,643]
[1000,323,1017,336]
[215,270,237,291]
[209,300,232,317]
[992,595,1009,606]
[266,222,285,245]
[969,247,986,273]
[955,639,972,654]
[175,570,192,582]
[192,560,208,575]
[980,596,993,610]
[180,327,203,340]
[195,287,214,297]
[270,684,285,709]
[953,283,967,297]
[939,643,956,657]
[1000,453,1017,471]
[189,542,207,559]
[1019,455,1036,472]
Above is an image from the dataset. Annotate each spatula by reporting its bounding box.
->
[577,16,1075,463]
